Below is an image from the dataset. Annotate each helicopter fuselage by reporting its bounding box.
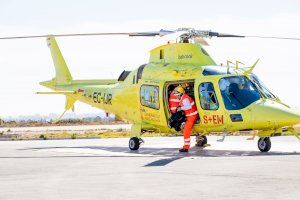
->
[40,37,300,152]
[41,38,300,138]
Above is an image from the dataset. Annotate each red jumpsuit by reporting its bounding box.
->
[179,94,198,149]
[169,92,180,113]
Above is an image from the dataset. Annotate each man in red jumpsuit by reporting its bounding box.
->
[173,85,198,152]
[169,83,190,113]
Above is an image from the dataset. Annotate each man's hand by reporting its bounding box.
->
[180,122,185,130]
[176,107,182,112]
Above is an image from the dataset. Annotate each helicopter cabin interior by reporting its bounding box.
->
[164,80,201,124]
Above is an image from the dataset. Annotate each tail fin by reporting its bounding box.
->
[47,36,72,84]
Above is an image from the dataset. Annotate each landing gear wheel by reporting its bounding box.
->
[196,135,207,147]
[129,137,140,150]
[258,137,271,152]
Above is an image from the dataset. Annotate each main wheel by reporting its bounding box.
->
[195,135,207,147]
[258,137,271,152]
[129,137,140,150]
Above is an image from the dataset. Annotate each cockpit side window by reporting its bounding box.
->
[219,76,260,110]
[250,74,276,99]
[199,82,219,110]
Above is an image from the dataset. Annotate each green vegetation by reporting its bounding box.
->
[71,133,77,139]
[2,130,185,141]
[39,134,48,140]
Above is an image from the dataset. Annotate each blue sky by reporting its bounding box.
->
[0,0,300,118]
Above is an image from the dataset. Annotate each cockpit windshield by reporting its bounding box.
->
[219,76,261,110]
[250,74,276,99]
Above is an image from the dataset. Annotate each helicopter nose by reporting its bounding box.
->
[250,100,300,129]
[278,109,300,127]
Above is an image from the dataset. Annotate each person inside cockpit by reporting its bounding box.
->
[219,76,260,110]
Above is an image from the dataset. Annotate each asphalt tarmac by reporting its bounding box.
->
[0,136,300,200]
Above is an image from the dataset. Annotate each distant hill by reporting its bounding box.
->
[0,112,125,127]
[1,112,109,122]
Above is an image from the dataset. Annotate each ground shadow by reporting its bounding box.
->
[17,145,300,157]
[10,146,300,166]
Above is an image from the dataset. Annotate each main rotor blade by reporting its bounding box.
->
[0,33,130,40]
[208,31,300,40]
[245,35,300,40]
[1,28,299,41]
[0,30,175,40]
[208,32,245,38]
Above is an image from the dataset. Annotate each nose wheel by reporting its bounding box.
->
[258,137,271,152]
[129,137,143,150]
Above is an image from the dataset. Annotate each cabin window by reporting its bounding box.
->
[140,85,159,109]
[159,49,164,59]
[250,74,276,99]
[118,70,131,81]
[137,64,146,83]
[199,82,219,110]
[133,75,136,84]
[202,66,234,76]
[219,76,260,110]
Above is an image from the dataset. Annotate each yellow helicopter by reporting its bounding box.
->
[1,28,300,152]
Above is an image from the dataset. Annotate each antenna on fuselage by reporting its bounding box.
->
[244,59,260,75]
[235,60,245,70]
[226,60,234,74]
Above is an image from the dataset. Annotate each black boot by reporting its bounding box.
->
[179,148,189,153]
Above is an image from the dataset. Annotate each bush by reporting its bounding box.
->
[116,128,124,132]
[71,134,77,139]
[39,134,47,140]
